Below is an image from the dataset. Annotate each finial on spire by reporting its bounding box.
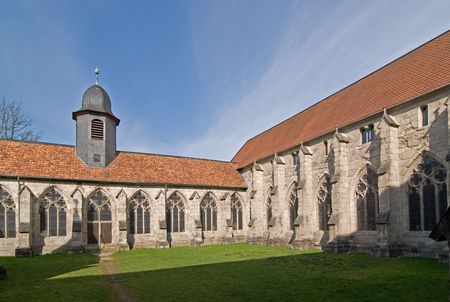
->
[94,67,100,85]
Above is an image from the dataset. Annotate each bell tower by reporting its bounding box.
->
[72,68,120,168]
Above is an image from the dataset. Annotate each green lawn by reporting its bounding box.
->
[0,244,448,302]
[0,253,115,302]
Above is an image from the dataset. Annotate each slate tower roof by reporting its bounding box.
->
[72,84,120,125]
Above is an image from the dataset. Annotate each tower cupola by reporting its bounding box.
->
[73,69,119,168]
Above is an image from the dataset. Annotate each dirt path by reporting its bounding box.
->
[99,255,138,302]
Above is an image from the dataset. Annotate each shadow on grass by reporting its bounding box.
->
[0,253,115,302]
[11,251,445,302]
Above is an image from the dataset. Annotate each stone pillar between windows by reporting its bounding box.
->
[16,186,33,257]
[270,154,286,245]
[373,210,390,257]
[325,214,339,253]
[292,144,316,249]
[155,190,169,248]
[248,162,264,243]
[189,192,203,245]
[220,193,234,243]
[328,129,350,252]
[70,189,83,252]
[377,109,400,255]
[116,190,129,251]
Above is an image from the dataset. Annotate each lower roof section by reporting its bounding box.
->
[0,140,246,189]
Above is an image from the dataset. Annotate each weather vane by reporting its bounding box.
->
[95,67,100,85]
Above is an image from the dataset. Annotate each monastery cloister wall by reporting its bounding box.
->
[1,88,449,258]
[240,87,450,258]
[0,180,246,256]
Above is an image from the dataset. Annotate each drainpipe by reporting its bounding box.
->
[16,176,22,242]
[17,176,21,217]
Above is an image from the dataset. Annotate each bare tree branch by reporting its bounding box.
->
[0,97,41,141]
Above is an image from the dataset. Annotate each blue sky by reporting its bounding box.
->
[1,1,450,161]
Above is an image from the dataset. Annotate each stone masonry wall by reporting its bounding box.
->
[0,179,245,256]
[239,87,450,258]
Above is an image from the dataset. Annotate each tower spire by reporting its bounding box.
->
[94,67,100,85]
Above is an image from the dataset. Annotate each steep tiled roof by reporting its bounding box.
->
[0,140,246,189]
[233,30,450,168]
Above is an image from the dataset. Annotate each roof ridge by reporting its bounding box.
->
[0,139,75,148]
[118,149,236,164]
[0,139,235,165]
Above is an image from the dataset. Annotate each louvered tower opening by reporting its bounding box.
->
[91,119,104,140]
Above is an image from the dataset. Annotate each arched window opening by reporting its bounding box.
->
[318,176,332,231]
[91,119,104,140]
[166,192,185,233]
[356,167,379,231]
[129,191,151,234]
[40,188,67,237]
[231,194,243,230]
[0,187,15,238]
[266,198,272,229]
[87,190,112,244]
[200,193,217,231]
[408,155,447,231]
[289,191,299,231]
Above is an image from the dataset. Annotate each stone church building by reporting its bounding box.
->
[1,31,450,258]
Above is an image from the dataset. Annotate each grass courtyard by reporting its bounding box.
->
[0,243,448,301]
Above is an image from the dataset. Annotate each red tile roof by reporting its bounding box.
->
[0,140,246,189]
[232,30,450,168]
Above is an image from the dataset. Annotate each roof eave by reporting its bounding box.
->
[0,173,247,191]
[72,109,120,125]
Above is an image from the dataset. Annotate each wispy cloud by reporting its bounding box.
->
[177,0,450,161]
[1,1,449,161]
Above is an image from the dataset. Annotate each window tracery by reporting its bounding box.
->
[289,190,299,231]
[87,190,112,244]
[231,194,243,230]
[318,176,332,231]
[0,187,15,238]
[409,155,447,231]
[200,193,217,231]
[40,188,67,237]
[355,167,379,231]
[130,191,151,234]
[166,192,185,233]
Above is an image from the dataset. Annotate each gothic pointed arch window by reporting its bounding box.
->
[0,187,15,238]
[289,190,299,231]
[166,192,185,233]
[87,190,112,244]
[408,155,448,231]
[266,197,273,229]
[231,193,243,230]
[129,191,151,234]
[356,167,379,231]
[40,188,67,237]
[318,176,332,231]
[200,193,217,231]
